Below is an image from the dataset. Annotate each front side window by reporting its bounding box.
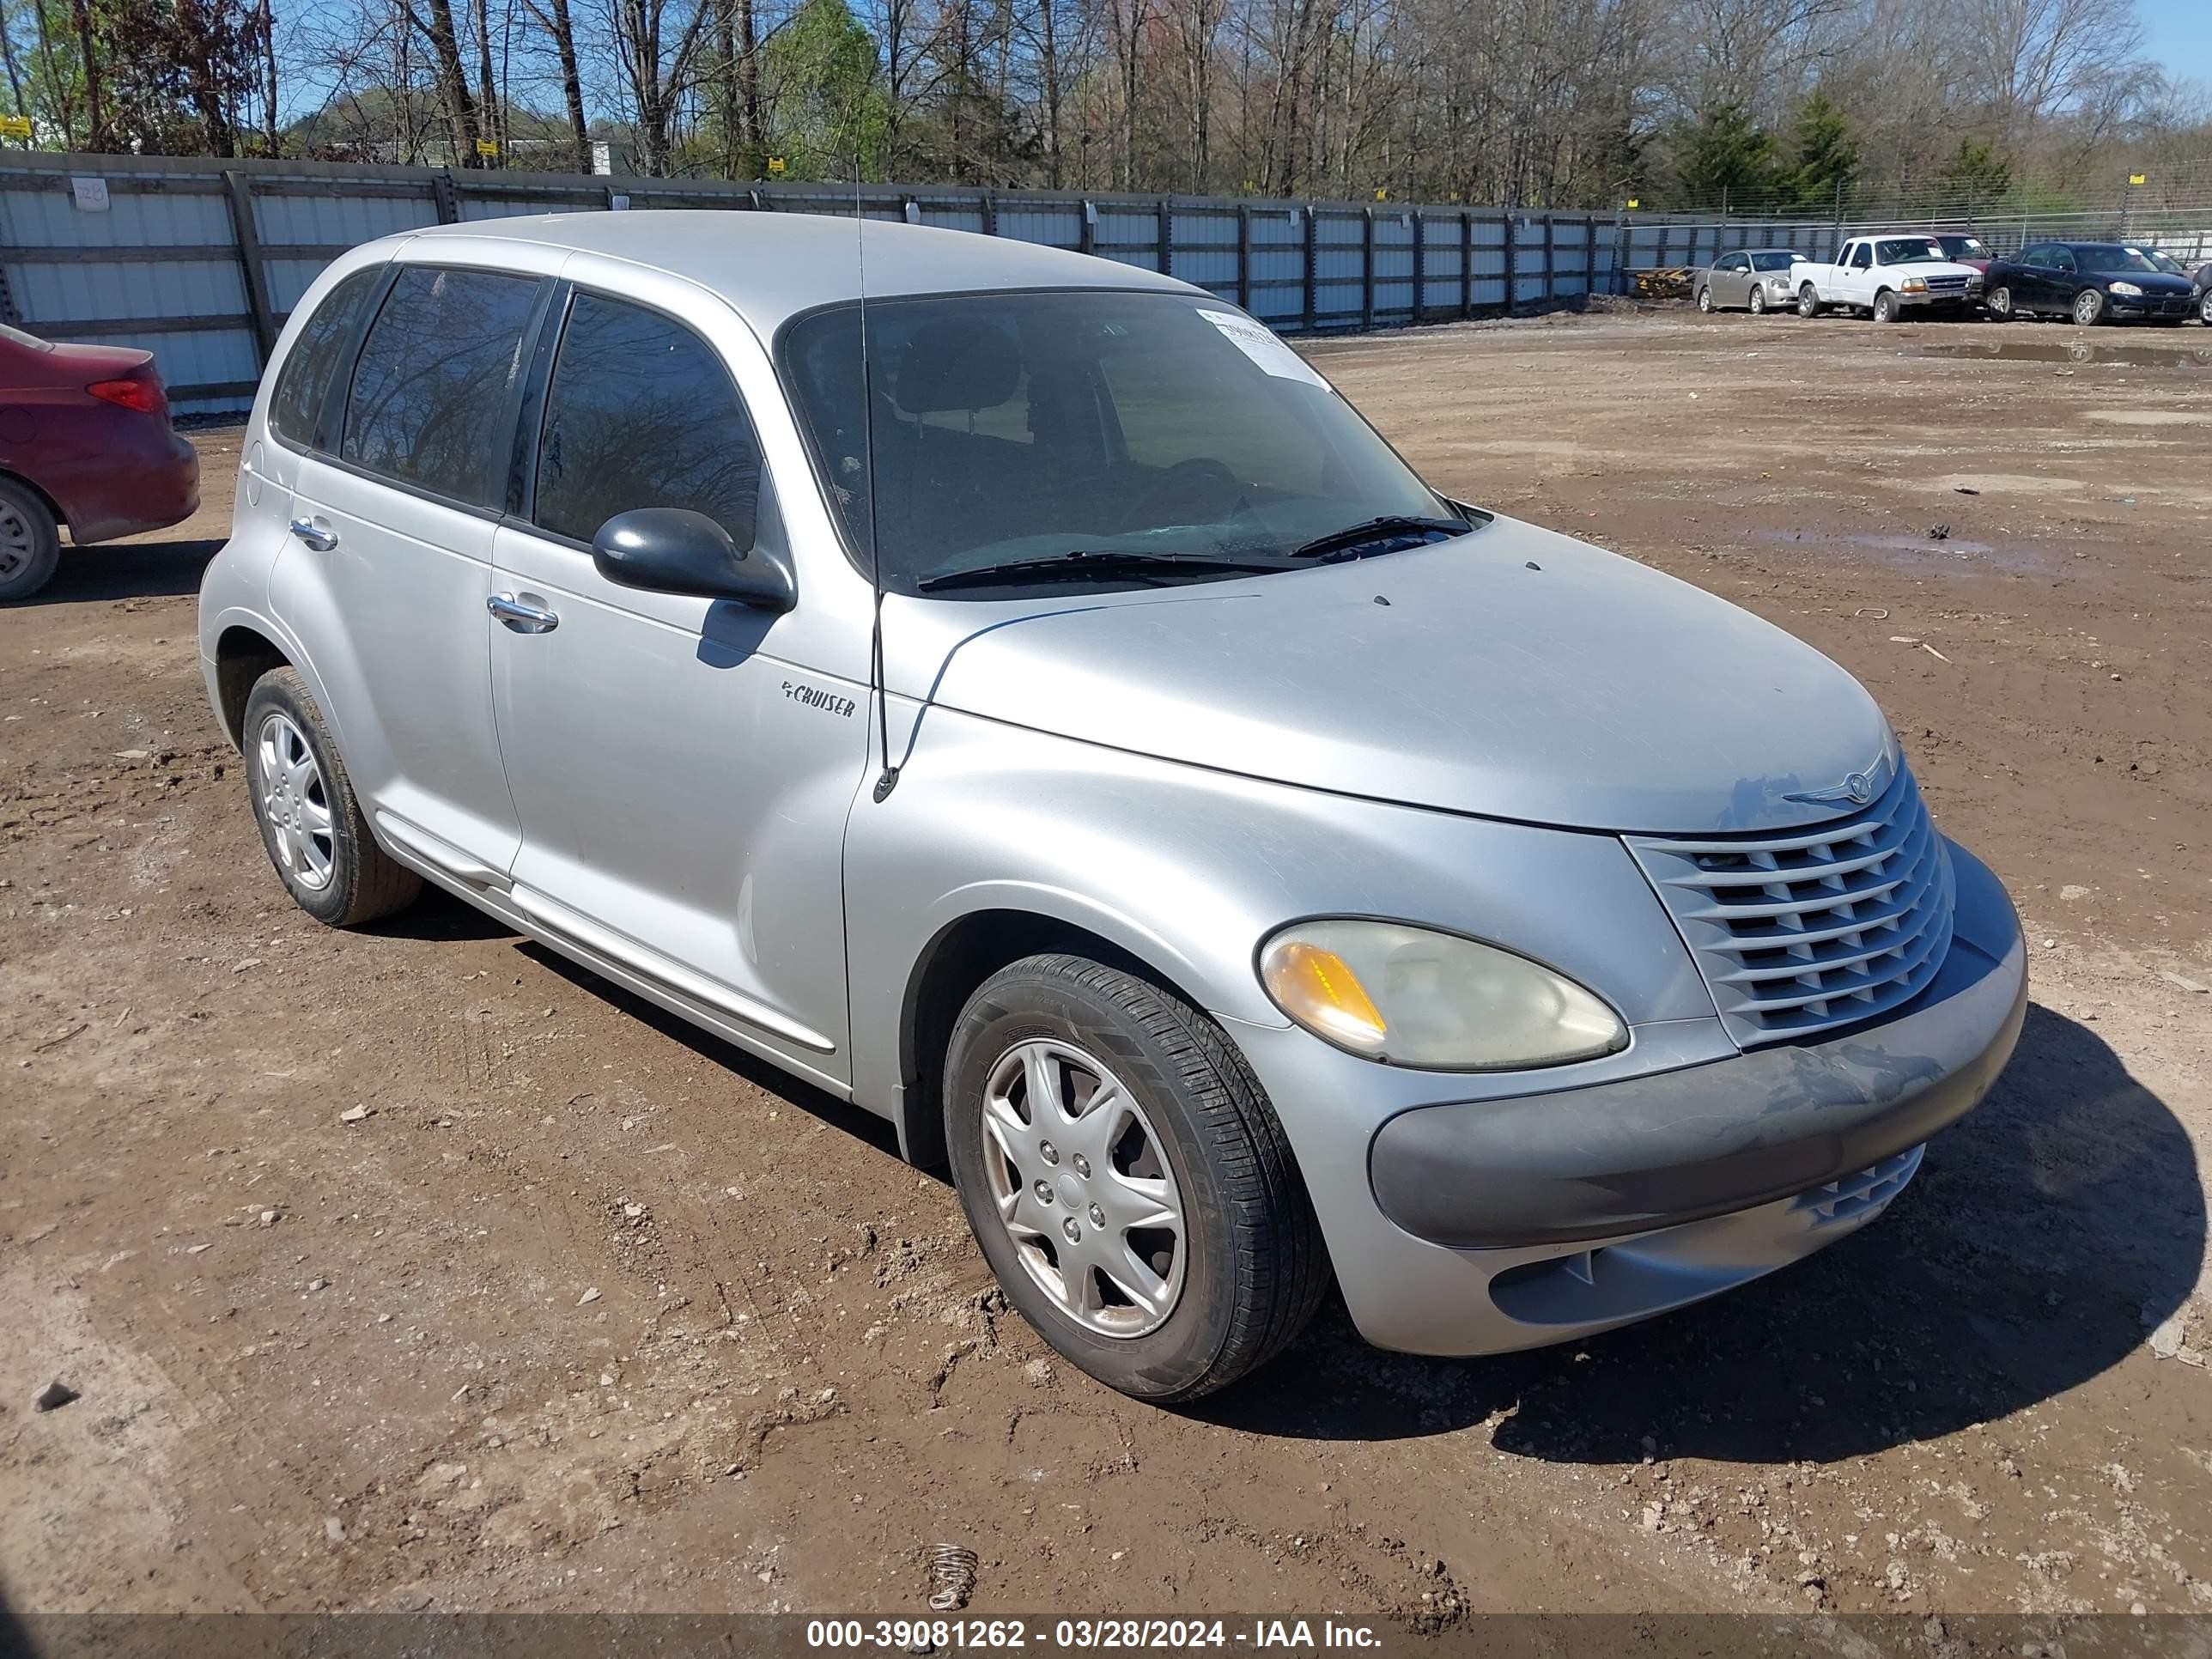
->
[1847,244,1871,269]
[532,292,763,548]
[341,266,540,504]
[781,290,1456,598]
[270,267,381,450]
[2021,246,2053,269]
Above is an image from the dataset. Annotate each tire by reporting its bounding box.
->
[2074,289,2104,327]
[2201,291,2212,325]
[1749,288,1767,315]
[1798,284,1822,318]
[1697,284,1714,313]
[241,667,421,927]
[943,953,1329,1401]
[1987,285,2014,320]
[1873,289,1901,324]
[0,477,62,604]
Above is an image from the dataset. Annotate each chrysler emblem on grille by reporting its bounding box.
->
[1785,763,1883,808]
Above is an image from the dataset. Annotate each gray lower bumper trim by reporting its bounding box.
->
[1368,921,2027,1250]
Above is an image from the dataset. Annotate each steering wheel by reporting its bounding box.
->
[1117,457,1244,532]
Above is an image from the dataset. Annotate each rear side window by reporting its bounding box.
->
[269,268,381,450]
[532,292,763,548]
[342,266,540,504]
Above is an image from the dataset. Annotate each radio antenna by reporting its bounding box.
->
[854,110,897,804]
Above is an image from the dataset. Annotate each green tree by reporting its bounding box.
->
[1784,89,1858,211]
[1669,102,1779,208]
[758,0,884,181]
[1939,137,2012,202]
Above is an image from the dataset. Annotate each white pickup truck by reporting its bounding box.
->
[1794,234,1985,322]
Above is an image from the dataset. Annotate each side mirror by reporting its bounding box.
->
[591,507,795,612]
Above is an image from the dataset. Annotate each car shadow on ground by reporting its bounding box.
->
[1194,1001,2205,1465]
[31,536,223,603]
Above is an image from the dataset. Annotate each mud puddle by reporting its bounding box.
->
[1917,337,2212,369]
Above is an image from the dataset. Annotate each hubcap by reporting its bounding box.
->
[978,1038,1186,1339]
[255,712,336,892]
[2076,294,2097,325]
[0,499,32,582]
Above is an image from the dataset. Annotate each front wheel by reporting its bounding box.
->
[1873,289,1901,324]
[943,954,1329,1401]
[2074,289,2104,327]
[242,667,422,927]
[0,477,62,603]
[1987,285,2014,320]
[1749,288,1768,315]
[1798,284,1822,318]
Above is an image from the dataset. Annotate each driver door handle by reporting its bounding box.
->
[488,592,560,634]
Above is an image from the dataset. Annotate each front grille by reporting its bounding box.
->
[1926,275,1970,292]
[1626,767,1954,1048]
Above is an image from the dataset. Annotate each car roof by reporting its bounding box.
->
[393,210,1203,335]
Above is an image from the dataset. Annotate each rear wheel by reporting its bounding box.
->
[1697,284,1715,313]
[0,477,61,604]
[2074,289,2104,327]
[2201,291,2212,325]
[943,953,1328,1401]
[242,667,422,927]
[1798,284,1823,318]
[1873,289,1902,324]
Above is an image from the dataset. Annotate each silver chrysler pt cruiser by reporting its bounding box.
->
[199,212,2027,1400]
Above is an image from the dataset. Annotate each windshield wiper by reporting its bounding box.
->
[917,549,1299,592]
[1290,514,1473,562]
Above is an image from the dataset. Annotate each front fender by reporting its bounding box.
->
[842,706,1718,1146]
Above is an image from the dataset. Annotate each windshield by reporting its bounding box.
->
[780,289,1460,597]
[1749,252,1796,271]
[1937,235,1986,257]
[1876,239,1946,264]
[2074,245,2161,274]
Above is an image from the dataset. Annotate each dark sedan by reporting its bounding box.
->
[1981,242,2198,326]
[0,323,200,600]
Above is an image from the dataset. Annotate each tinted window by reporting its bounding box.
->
[532,294,763,548]
[341,266,540,503]
[270,268,381,450]
[1847,245,1870,269]
[2021,246,2053,269]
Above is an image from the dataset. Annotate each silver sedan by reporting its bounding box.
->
[1697,248,1807,314]
[198,212,2026,1401]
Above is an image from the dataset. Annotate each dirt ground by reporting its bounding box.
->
[3,307,2209,1624]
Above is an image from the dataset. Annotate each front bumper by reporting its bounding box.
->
[1236,838,2024,1357]
[2107,295,2196,319]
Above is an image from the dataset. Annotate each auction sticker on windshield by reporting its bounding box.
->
[1197,309,1329,387]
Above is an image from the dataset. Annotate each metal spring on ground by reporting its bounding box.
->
[927,1542,978,1612]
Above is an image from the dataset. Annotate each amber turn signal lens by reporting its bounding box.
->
[1261,939,1389,1054]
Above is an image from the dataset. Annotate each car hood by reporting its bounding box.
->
[896,515,1894,835]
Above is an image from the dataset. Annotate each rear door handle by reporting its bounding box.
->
[289,516,337,551]
[488,592,559,634]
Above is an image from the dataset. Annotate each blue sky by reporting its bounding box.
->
[2139,0,2212,90]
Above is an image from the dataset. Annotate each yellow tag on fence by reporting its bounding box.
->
[0,114,31,139]
[476,139,500,158]
[767,156,787,176]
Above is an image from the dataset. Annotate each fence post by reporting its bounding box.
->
[1502,212,1517,313]
[1158,195,1173,277]
[1360,206,1375,330]
[222,169,277,365]
[1411,210,1425,324]
[1302,205,1317,333]
[1542,213,1555,307]
[983,191,999,238]
[1079,199,1096,258]
[1460,210,1473,319]
[1237,204,1252,312]
[432,169,460,225]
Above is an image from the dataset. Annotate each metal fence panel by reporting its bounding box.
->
[1,152,1651,411]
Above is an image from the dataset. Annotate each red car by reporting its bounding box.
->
[0,322,201,601]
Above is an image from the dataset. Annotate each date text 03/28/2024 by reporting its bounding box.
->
[804,1620,1385,1650]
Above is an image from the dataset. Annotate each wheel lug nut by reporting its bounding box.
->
[1088,1203,1105,1229]
[1039,1140,1059,1165]
[1060,1218,1081,1244]
[1033,1180,1054,1205]
[1071,1153,1091,1178]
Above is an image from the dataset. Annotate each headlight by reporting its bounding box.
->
[2109,281,2142,297]
[1901,277,1928,294]
[1258,920,1627,1070]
